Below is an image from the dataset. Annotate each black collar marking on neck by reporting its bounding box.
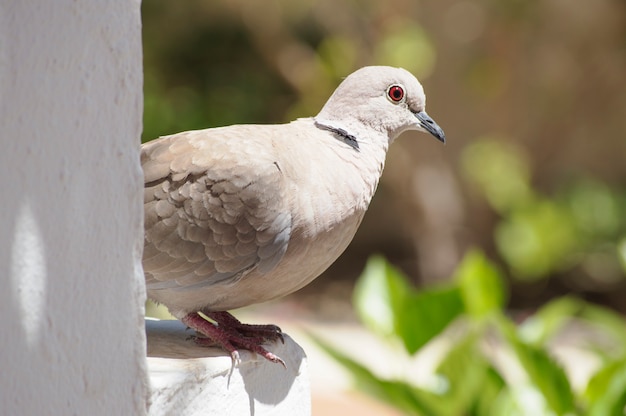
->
[315,122,360,150]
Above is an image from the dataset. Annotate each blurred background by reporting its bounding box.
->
[142,0,626,413]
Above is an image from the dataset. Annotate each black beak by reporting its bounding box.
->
[415,111,446,144]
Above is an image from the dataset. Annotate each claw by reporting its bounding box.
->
[265,352,286,368]
[230,350,241,367]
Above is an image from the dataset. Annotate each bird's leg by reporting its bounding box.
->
[205,311,284,344]
[181,312,286,367]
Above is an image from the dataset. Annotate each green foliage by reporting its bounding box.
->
[495,200,579,280]
[462,138,626,283]
[354,256,463,354]
[499,316,576,414]
[435,332,496,414]
[400,287,463,355]
[585,358,626,416]
[455,249,506,318]
[353,256,411,340]
[311,333,446,416]
[315,252,626,415]
[461,139,533,213]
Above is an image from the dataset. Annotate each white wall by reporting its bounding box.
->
[0,1,147,414]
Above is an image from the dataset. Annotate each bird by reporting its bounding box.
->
[142,66,445,366]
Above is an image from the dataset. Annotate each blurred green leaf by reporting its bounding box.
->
[565,178,623,239]
[461,139,533,213]
[518,296,582,345]
[353,256,412,339]
[311,333,446,416]
[399,286,464,354]
[498,317,576,415]
[436,332,494,414]
[354,256,463,355]
[471,367,506,416]
[585,358,626,416]
[520,296,626,356]
[579,302,626,353]
[455,249,506,318]
[491,382,554,416]
[495,200,578,280]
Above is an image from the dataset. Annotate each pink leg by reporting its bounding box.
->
[205,311,284,344]
[180,312,286,367]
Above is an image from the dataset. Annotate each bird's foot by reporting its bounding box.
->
[205,311,284,344]
[180,311,286,367]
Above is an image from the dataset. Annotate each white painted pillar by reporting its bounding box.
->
[0,1,147,415]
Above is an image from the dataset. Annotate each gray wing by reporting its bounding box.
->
[142,128,292,292]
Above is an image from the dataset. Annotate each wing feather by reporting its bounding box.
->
[142,127,292,292]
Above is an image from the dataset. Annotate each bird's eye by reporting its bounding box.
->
[387,85,405,102]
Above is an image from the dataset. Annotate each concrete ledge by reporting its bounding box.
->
[146,319,310,416]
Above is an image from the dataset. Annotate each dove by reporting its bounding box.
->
[142,66,445,365]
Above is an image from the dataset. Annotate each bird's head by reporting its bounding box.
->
[315,66,445,145]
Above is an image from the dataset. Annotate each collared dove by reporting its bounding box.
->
[142,66,445,365]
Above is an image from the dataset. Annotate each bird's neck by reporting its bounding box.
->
[313,117,390,152]
[309,117,390,213]
[313,121,360,150]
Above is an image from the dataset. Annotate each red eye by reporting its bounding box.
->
[387,85,405,102]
